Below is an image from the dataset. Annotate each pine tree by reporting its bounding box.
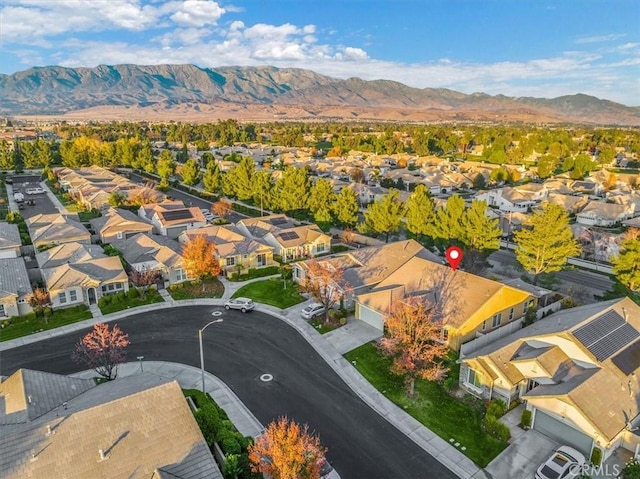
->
[358,189,404,242]
[461,200,502,271]
[308,179,336,215]
[275,166,310,213]
[181,158,201,186]
[202,162,222,194]
[333,188,359,227]
[223,156,254,200]
[612,228,640,292]
[514,203,581,284]
[403,184,436,242]
[251,170,275,212]
[433,194,465,244]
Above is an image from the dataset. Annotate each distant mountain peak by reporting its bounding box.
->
[1,64,638,125]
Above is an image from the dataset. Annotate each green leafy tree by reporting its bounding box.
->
[156,150,176,187]
[202,162,222,194]
[137,142,155,173]
[333,188,359,227]
[489,167,509,184]
[0,140,16,169]
[472,173,487,190]
[612,228,640,292]
[358,189,404,243]
[35,139,53,167]
[275,166,310,213]
[461,200,502,271]
[251,170,275,212]
[514,203,581,284]
[403,184,436,242]
[224,156,255,200]
[19,141,39,168]
[108,191,127,208]
[309,179,336,220]
[181,158,201,186]
[433,194,466,244]
[536,154,558,179]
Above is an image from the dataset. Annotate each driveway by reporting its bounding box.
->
[485,430,557,479]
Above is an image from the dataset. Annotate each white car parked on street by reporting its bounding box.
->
[224,297,255,313]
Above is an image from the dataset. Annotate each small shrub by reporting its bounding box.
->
[520,409,532,429]
[221,436,241,455]
[223,454,241,479]
[443,376,455,391]
[622,458,640,479]
[191,279,202,286]
[590,447,602,466]
[127,287,140,299]
[339,317,347,326]
[486,399,507,418]
[483,415,511,442]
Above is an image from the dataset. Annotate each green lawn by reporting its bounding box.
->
[169,278,225,300]
[232,278,305,309]
[344,342,507,467]
[309,316,343,334]
[0,305,93,342]
[98,290,164,314]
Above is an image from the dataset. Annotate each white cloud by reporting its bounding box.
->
[575,33,626,44]
[170,0,225,27]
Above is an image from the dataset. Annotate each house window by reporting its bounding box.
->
[115,282,123,290]
[117,231,123,239]
[70,290,78,302]
[257,253,266,266]
[509,308,514,321]
[316,243,326,253]
[176,269,188,282]
[492,313,502,328]
[481,321,487,331]
[59,292,67,304]
[226,257,235,267]
[467,369,483,388]
[0,304,5,317]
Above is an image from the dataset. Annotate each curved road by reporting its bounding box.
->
[0,306,457,479]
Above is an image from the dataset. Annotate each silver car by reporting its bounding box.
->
[301,302,326,320]
[224,297,255,313]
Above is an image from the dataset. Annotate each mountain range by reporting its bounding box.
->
[1,64,639,125]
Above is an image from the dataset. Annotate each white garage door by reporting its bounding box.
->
[0,250,17,259]
[533,409,593,456]
[358,304,384,331]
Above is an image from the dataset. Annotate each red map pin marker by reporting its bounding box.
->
[445,246,463,271]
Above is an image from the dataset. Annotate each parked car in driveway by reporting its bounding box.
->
[224,297,255,312]
[535,446,586,479]
[301,302,326,320]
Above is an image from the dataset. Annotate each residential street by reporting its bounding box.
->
[488,249,615,292]
[0,305,459,479]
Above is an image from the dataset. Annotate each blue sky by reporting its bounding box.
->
[1,0,639,105]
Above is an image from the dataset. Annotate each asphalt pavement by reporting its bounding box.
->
[488,249,614,292]
[0,303,476,479]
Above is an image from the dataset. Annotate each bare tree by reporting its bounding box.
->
[71,323,130,380]
[300,259,349,322]
[128,268,161,298]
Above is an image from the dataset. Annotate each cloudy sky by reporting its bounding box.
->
[1,0,639,105]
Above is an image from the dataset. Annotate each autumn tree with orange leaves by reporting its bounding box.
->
[300,259,348,322]
[181,235,221,291]
[379,298,450,397]
[249,416,327,479]
[27,287,51,321]
[211,199,233,219]
[71,323,130,380]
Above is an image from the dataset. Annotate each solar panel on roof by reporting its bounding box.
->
[279,231,299,241]
[271,217,288,225]
[589,323,640,361]
[573,310,625,347]
[574,310,639,361]
[612,340,640,375]
[162,209,193,221]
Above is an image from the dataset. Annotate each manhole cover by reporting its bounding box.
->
[259,374,273,382]
[211,311,223,317]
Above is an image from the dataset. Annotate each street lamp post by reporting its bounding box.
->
[198,319,223,393]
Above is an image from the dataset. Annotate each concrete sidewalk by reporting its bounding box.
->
[1,293,487,479]
[71,361,263,438]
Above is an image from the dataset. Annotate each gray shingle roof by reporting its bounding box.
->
[0,222,21,250]
[0,371,222,479]
[0,258,33,299]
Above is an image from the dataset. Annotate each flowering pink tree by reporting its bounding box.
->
[71,323,130,380]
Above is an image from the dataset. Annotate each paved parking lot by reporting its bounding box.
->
[10,175,59,218]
